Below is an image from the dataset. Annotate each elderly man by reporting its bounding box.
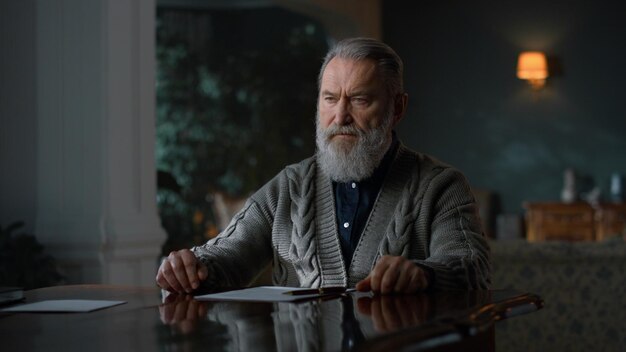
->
[156,38,490,295]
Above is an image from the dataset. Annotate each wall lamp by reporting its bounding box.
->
[517,51,548,90]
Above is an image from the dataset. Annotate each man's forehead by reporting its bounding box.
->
[320,57,382,91]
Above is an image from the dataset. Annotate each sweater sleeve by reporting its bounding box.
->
[414,167,492,290]
[191,193,275,290]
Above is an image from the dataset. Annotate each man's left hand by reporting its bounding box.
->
[355,255,429,294]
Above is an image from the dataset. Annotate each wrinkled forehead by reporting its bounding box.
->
[319,57,383,92]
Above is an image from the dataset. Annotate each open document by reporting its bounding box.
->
[195,286,354,302]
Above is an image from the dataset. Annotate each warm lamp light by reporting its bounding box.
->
[517,51,548,89]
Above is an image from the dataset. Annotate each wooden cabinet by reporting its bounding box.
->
[524,202,594,241]
[524,202,626,242]
[595,203,626,241]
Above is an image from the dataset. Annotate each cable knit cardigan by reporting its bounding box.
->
[192,144,491,290]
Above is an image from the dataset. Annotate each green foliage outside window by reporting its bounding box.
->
[156,8,328,255]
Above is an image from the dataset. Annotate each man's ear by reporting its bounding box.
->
[392,93,409,126]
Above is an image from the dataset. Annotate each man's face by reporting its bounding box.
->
[317,58,393,148]
[315,57,400,182]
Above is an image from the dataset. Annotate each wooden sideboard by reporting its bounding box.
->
[524,202,626,242]
[595,203,626,241]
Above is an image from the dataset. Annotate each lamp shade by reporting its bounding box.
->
[517,52,548,80]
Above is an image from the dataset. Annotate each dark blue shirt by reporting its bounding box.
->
[334,134,399,265]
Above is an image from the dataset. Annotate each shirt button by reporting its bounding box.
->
[343,222,350,228]
[351,182,356,189]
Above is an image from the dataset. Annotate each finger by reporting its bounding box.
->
[380,261,401,295]
[156,269,172,292]
[356,275,372,292]
[407,268,428,293]
[169,252,193,293]
[197,263,209,281]
[370,259,392,293]
[160,259,184,293]
[156,260,175,292]
[179,250,200,289]
[405,269,419,293]
[394,261,416,293]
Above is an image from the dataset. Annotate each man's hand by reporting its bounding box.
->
[156,249,208,293]
[355,255,429,294]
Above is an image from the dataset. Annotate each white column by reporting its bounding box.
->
[35,0,165,286]
[0,0,37,233]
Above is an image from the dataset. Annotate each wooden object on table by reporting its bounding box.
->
[524,202,626,242]
[524,202,595,242]
[595,203,626,241]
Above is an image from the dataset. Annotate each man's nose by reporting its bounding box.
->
[334,98,352,126]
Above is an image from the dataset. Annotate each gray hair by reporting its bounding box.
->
[318,37,404,97]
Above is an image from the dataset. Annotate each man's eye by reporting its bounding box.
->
[324,97,336,103]
[352,97,368,104]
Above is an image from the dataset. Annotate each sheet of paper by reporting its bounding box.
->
[195,286,351,302]
[0,299,126,313]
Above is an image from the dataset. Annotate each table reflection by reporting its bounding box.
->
[1,286,540,351]
[356,294,431,333]
[157,290,506,351]
[159,294,210,334]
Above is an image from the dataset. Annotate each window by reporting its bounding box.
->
[156,6,328,254]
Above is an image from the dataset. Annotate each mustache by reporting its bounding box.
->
[322,124,364,139]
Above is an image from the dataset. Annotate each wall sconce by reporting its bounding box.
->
[517,51,548,89]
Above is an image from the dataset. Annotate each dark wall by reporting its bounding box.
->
[383,0,626,214]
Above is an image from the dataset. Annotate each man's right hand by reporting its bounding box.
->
[156,249,208,293]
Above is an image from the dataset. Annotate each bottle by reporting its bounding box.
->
[561,168,577,203]
[610,173,624,203]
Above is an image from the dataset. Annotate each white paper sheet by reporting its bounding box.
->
[195,286,353,302]
[0,299,126,313]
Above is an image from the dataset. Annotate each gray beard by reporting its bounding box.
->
[315,113,393,183]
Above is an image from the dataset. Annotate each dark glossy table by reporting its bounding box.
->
[0,285,542,351]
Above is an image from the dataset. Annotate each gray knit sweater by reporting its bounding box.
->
[192,144,491,290]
